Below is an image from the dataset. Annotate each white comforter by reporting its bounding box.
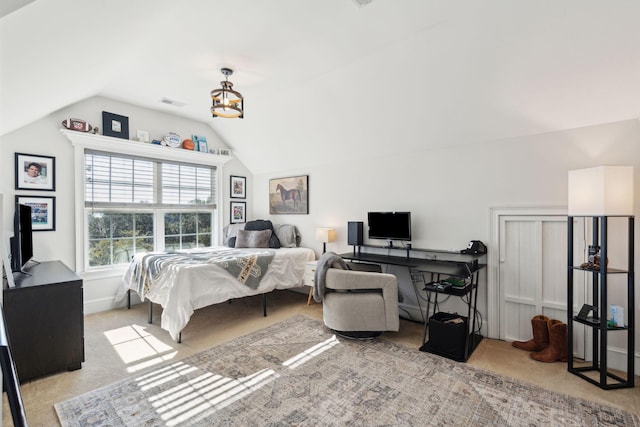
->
[118,246,315,340]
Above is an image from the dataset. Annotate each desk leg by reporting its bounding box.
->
[421,293,436,346]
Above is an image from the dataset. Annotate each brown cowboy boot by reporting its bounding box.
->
[530,319,568,363]
[512,315,550,351]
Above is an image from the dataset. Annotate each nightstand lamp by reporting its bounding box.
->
[316,227,336,254]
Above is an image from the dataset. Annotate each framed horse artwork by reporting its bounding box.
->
[269,175,309,214]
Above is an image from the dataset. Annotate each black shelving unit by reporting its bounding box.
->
[567,215,634,389]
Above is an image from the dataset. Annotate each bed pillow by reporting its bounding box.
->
[224,223,246,247]
[234,229,272,248]
[274,224,299,248]
[244,220,281,248]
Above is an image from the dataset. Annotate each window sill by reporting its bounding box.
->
[79,266,128,281]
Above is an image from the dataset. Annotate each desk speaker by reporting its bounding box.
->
[347,222,363,246]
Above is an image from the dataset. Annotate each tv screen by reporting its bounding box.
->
[367,211,411,242]
[11,204,33,272]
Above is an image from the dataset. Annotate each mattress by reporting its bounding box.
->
[118,246,315,340]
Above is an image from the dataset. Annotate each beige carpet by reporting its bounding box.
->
[55,315,639,426]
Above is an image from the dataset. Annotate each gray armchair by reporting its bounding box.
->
[321,267,400,338]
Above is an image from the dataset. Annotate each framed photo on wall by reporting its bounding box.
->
[269,175,309,214]
[15,153,56,191]
[15,195,56,231]
[230,175,246,199]
[231,201,246,224]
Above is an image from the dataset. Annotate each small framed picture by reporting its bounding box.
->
[209,148,218,155]
[230,175,246,199]
[231,201,246,224]
[192,135,208,152]
[15,195,56,231]
[15,152,56,191]
[219,148,231,156]
[136,130,150,142]
[102,111,130,139]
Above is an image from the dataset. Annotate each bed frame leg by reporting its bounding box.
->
[127,290,131,309]
[177,332,181,344]
[148,300,153,324]
[262,294,267,317]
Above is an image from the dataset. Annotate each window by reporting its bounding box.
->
[84,150,217,269]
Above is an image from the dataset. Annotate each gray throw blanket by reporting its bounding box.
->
[313,251,349,302]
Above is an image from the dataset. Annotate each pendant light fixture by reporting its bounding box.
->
[211,68,244,119]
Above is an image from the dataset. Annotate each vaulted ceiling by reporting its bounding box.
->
[2,0,639,173]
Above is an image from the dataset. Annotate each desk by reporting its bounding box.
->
[339,249,485,361]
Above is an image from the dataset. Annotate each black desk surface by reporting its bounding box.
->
[339,251,486,276]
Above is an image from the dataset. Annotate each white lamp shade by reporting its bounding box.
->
[315,228,336,243]
[568,166,634,216]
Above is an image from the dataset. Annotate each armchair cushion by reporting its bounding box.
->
[323,268,399,333]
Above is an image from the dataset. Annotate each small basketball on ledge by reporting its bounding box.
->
[182,139,195,150]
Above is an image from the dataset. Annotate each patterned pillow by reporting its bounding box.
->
[234,229,272,248]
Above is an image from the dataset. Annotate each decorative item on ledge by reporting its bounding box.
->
[62,118,93,133]
[163,132,181,148]
[192,135,208,152]
[59,129,233,167]
[182,139,195,150]
[102,111,129,139]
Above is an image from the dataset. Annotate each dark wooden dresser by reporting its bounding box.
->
[3,260,84,382]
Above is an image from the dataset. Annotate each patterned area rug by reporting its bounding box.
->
[55,315,638,426]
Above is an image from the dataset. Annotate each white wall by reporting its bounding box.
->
[0,96,252,313]
[253,118,640,371]
[1,99,638,372]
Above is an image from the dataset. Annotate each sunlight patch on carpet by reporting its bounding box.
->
[283,334,339,369]
[104,323,178,372]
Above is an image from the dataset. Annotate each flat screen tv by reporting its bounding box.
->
[367,211,411,243]
[10,204,33,273]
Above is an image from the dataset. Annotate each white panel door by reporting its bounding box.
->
[499,215,585,357]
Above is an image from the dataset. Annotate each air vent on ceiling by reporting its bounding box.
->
[160,97,186,107]
[352,0,374,7]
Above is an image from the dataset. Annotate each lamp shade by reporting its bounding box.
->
[568,166,634,216]
[315,228,336,243]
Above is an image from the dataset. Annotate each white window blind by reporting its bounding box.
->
[85,150,216,208]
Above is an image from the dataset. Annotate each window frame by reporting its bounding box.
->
[64,129,232,277]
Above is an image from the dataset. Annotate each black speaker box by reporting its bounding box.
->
[347,221,363,246]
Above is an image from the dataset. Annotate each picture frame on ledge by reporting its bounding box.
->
[230,201,246,224]
[230,176,246,199]
[15,195,56,231]
[102,111,130,139]
[15,152,56,191]
[192,135,208,152]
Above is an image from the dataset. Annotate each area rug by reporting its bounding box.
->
[55,315,638,426]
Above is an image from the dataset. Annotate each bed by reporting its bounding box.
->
[116,222,315,341]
